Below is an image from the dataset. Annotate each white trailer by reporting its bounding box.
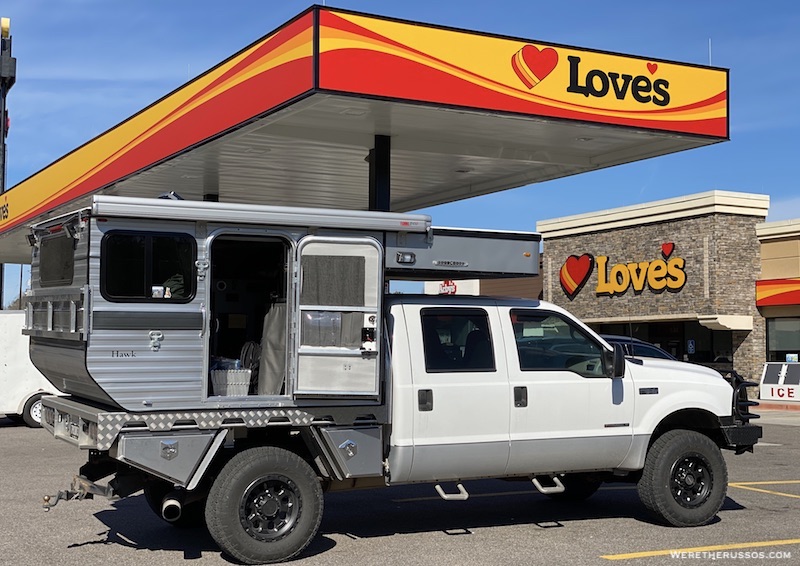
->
[0,310,61,426]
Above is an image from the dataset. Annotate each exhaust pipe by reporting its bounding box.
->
[161,495,182,522]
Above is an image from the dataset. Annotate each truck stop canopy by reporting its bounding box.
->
[0,6,728,262]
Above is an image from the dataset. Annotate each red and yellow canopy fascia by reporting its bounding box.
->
[0,7,728,237]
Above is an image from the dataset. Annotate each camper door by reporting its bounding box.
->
[295,236,382,398]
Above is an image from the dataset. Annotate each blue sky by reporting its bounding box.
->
[2,0,799,230]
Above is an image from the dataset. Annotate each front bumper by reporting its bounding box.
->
[720,423,763,454]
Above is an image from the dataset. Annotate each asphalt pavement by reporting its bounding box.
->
[0,411,798,566]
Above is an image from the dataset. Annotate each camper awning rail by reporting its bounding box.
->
[90,196,431,233]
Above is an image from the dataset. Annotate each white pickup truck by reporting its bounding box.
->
[31,197,760,564]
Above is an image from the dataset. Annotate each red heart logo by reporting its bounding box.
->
[647,62,658,75]
[512,44,558,89]
[661,242,674,258]
[560,254,595,299]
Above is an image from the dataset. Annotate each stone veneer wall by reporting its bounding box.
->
[542,213,765,380]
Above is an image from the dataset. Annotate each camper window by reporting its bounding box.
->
[39,233,75,287]
[101,231,196,302]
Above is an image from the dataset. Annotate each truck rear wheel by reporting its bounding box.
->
[205,446,323,564]
[638,429,727,527]
[22,394,44,428]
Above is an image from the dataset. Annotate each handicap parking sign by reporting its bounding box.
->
[687,339,696,354]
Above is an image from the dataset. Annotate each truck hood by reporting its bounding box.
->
[626,357,728,383]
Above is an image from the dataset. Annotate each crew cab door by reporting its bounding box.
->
[403,304,510,482]
[501,307,634,475]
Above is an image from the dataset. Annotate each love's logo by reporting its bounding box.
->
[512,44,558,89]
[559,254,594,300]
[559,244,686,299]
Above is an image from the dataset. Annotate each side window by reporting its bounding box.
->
[39,232,75,287]
[421,308,494,372]
[511,309,605,377]
[101,232,196,302]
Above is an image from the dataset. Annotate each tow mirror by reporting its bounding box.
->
[605,343,626,378]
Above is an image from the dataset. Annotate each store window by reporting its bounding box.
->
[767,318,800,362]
[101,232,196,302]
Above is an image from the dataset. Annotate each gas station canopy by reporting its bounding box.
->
[0,6,728,262]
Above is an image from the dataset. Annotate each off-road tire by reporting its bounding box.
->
[205,446,323,564]
[545,473,602,502]
[142,480,206,528]
[638,429,727,527]
[22,394,44,428]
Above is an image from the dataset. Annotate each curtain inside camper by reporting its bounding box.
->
[300,255,365,348]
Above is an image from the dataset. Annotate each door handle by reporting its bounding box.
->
[514,386,528,408]
[148,330,164,351]
[418,389,433,412]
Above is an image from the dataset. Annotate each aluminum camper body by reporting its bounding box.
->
[25,195,539,414]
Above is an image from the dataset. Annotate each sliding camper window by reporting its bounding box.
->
[39,232,75,287]
[100,231,196,302]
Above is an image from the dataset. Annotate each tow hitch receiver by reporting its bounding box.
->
[42,475,117,511]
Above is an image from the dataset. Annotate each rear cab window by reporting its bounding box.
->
[421,308,495,372]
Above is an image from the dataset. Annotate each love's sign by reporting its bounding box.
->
[559,244,686,299]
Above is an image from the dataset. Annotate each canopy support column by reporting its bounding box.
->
[368,135,390,212]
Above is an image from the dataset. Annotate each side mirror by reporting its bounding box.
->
[604,343,626,378]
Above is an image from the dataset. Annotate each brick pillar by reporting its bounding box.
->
[732,317,765,382]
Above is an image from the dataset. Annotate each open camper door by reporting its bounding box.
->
[294,236,382,398]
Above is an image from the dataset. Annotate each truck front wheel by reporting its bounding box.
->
[638,429,727,527]
[205,446,323,564]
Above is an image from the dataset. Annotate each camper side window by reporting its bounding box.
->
[101,231,196,302]
[39,233,75,287]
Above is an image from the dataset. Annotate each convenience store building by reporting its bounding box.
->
[538,190,770,380]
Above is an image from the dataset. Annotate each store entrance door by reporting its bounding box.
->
[648,322,684,361]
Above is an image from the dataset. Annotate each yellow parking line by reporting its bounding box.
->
[729,483,800,499]
[729,480,800,499]
[601,538,800,560]
[729,480,800,486]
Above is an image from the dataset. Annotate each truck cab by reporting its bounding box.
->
[385,295,744,484]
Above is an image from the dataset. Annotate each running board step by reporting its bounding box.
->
[434,483,469,501]
[531,475,565,494]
